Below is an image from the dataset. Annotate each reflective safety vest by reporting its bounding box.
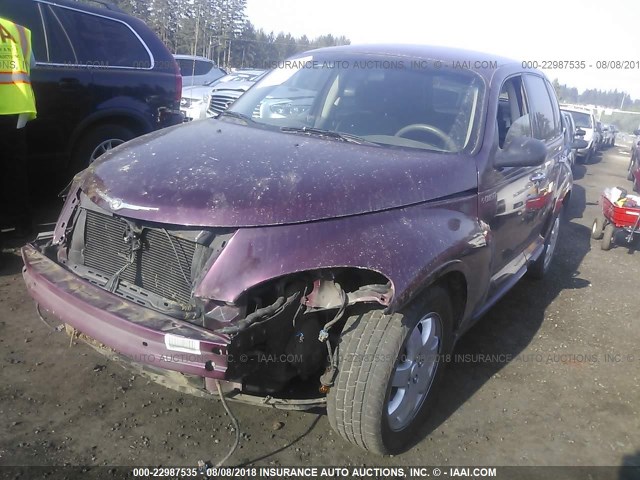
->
[0,17,36,119]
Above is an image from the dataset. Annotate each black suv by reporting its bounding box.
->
[0,0,182,174]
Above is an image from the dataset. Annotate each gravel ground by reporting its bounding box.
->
[0,143,639,477]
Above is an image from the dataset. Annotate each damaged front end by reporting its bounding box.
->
[22,185,392,409]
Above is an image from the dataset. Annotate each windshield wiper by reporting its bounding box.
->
[280,126,379,146]
[219,110,253,124]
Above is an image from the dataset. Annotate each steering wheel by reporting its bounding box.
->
[395,124,458,151]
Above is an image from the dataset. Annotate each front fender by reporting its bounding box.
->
[194,195,491,320]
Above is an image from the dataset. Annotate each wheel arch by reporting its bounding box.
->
[69,110,152,158]
[395,262,468,334]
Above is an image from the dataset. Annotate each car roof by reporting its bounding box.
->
[36,0,132,21]
[560,104,595,115]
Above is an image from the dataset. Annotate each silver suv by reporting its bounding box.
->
[174,54,226,87]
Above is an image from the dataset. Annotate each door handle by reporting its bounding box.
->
[530,171,546,183]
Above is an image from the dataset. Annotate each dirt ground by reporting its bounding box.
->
[1,141,639,476]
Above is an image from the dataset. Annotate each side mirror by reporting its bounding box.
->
[575,128,586,137]
[634,129,640,136]
[494,136,547,168]
[572,139,588,149]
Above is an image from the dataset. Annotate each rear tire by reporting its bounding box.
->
[327,287,453,455]
[71,124,134,174]
[591,216,606,240]
[601,224,615,251]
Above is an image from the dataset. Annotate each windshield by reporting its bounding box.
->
[227,55,485,153]
[565,110,593,129]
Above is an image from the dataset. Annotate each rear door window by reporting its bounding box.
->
[49,5,150,68]
[523,75,561,142]
[566,111,592,129]
[41,5,77,64]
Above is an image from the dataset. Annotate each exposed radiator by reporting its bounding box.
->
[82,210,196,305]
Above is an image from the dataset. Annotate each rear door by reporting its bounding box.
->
[480,74,540,296]
[51,5,155,128]
[521,74,564,246]
[0,1,92,166]
[35,2,94,164]
[479,72,563,298]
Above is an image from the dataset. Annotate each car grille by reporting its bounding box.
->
[82,210,196,305]
[207,91,242,117]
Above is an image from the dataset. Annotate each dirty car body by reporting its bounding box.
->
[22,45,572,454]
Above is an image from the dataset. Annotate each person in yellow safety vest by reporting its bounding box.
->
[0,16,37,239]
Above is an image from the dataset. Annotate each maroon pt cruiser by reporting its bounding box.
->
[22,45,576,454]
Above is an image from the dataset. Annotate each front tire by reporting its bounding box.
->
[591,216,606,240]
[601,224,615,251]
[529,212,561,279]
[327,287,453,455]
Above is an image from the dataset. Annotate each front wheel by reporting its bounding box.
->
[327,287,453,455]
[601,224,615,251]
[591,216,606,240]
[528,213,561,279]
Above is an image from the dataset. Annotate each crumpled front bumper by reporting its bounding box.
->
[21,239,229,379]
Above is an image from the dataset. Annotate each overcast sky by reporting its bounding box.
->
[246,0,640,102]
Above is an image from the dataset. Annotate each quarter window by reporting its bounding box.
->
[50,6,150,68]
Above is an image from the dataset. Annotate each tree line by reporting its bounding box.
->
[551,79,640,112]
[101,0,350,69]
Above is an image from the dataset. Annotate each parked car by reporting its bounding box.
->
[180,69,265,121]
[601,124,616,147]
[22,45,572,455]
[0,0,181,173]
[561,111,578,167]
[595,121,604,150]
[0,0,183,174]
[174,54,226,87]
[628,129,640,190]
[205,69,266,117]
[561,105,598,163]
[180,84,216,122]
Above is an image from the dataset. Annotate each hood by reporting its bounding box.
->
[80,120,478,227]
[211,80,255,93]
